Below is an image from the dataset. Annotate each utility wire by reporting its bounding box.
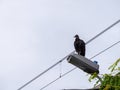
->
[18,19,120,90]
[86,19,120,44]
[90,41,120,59]
[40,40,120,90]
[40,68,76,90]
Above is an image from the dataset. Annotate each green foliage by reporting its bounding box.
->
[89,72,98,82]
[108,58,120,72]
[100,74,120,90]
[89,58,120,90]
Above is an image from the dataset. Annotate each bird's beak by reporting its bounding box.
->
[74,36,76,38]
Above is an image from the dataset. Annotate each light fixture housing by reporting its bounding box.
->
[67,54,99,74]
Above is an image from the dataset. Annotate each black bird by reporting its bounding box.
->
[74,35,86,56]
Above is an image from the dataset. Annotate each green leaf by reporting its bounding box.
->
[108,58,120,72]
[88,72,98,82]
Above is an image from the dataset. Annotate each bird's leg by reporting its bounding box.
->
[78,52,80,55]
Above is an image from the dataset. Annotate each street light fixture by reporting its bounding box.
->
[67,54,99,74]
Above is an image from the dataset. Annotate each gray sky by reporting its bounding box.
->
[0,0,120,90]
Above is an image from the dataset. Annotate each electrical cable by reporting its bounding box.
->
[59,60,62,78]
[18,19,120,90]
[40,40,120,90]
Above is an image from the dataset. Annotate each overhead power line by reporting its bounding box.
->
[40,40,120,90]
[86,19,120,44]
[18,19,120,90]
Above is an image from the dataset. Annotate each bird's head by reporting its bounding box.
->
[74,34,79,38]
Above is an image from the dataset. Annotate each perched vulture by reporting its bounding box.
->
[74,35,86,56]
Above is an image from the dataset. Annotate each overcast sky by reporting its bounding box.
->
[0,0,120,90]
